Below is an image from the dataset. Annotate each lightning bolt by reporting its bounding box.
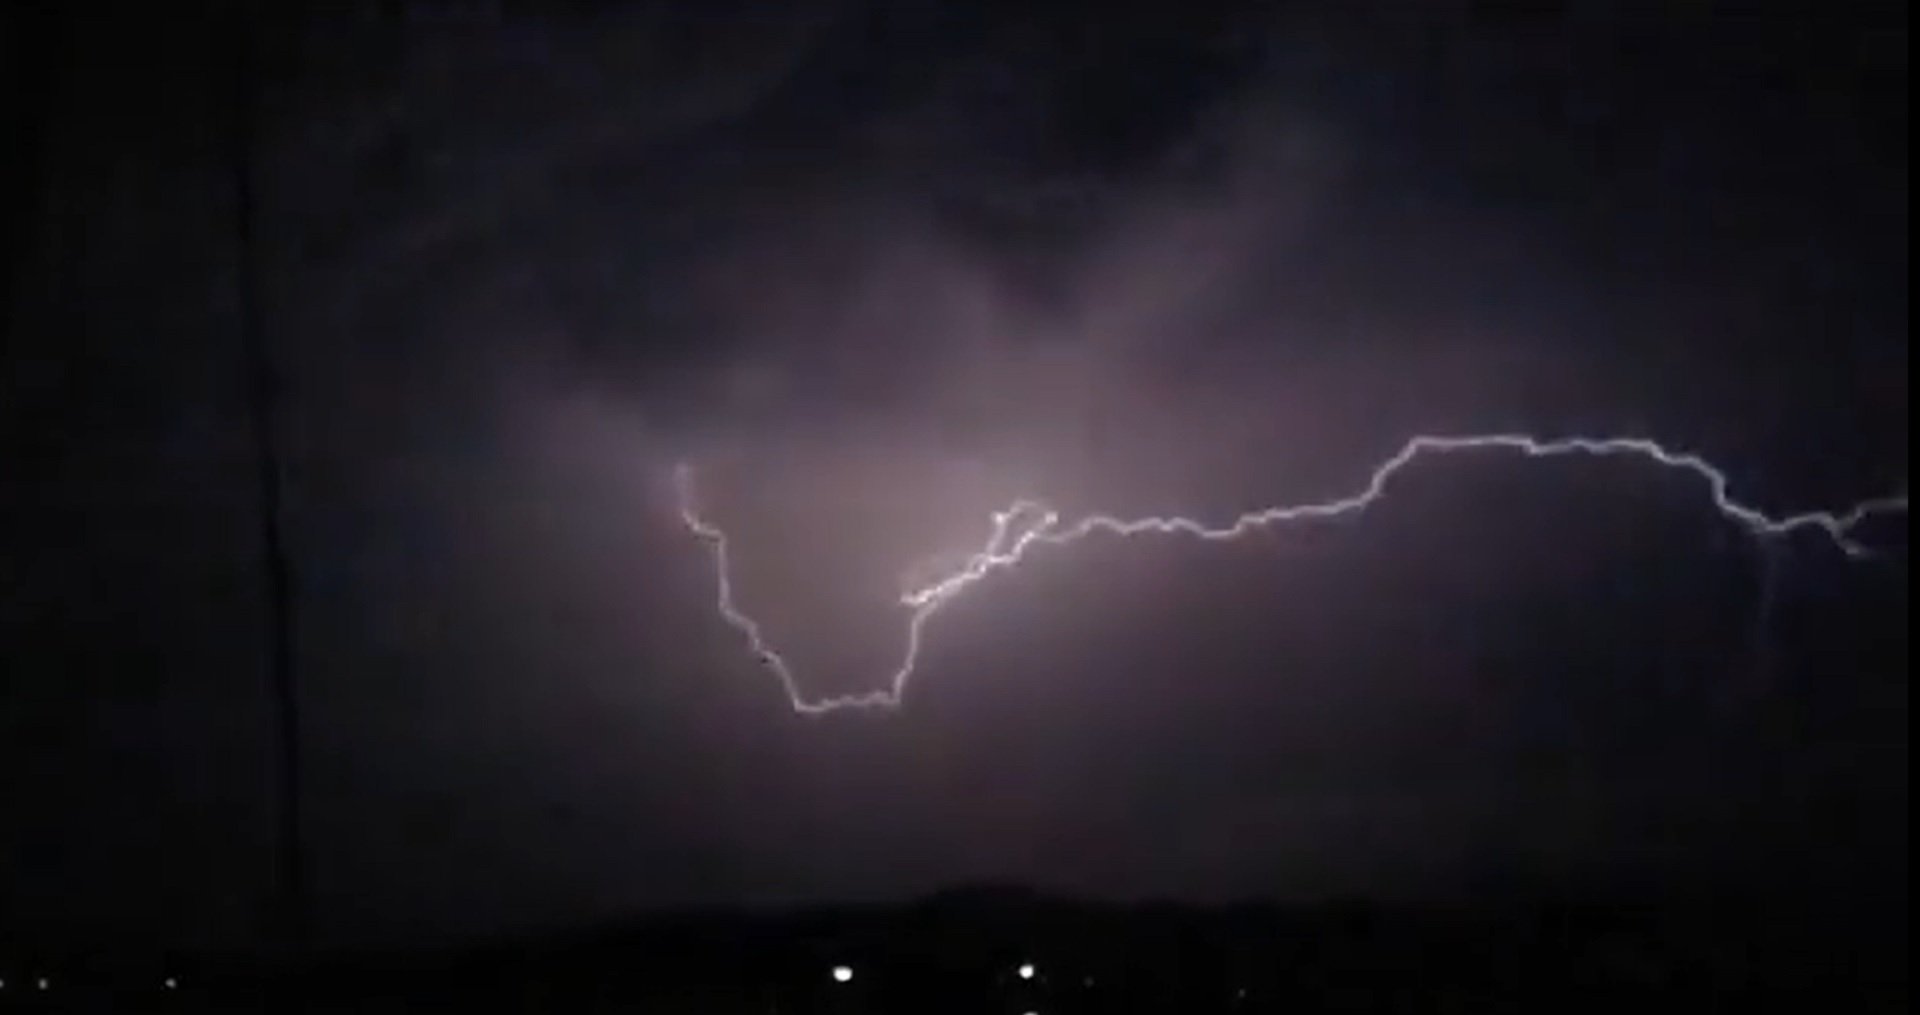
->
[675,434,1907,716]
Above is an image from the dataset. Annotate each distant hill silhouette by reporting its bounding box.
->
[18,886,1901,1012]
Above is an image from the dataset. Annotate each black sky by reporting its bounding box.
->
[1,2,1906,954]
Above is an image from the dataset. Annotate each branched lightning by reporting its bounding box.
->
[674,434,1907,716]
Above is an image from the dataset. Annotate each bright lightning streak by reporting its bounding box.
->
[674,434,1907,716]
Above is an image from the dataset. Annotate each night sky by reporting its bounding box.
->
[1,2,1907,955]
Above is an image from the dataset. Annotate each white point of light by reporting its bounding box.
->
[165,977,178,990]
[1018,962,1036,980]
[832,965,853,983]
[36,977,48,991]
[677,434,1907,715]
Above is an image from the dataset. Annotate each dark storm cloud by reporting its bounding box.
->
[3,2,1904,953]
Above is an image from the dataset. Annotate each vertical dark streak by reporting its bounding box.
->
[228,7,307,979]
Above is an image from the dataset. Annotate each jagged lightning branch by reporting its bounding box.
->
[675,434,1907,716]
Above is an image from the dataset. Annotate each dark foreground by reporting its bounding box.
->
[6,890,1905,1012]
